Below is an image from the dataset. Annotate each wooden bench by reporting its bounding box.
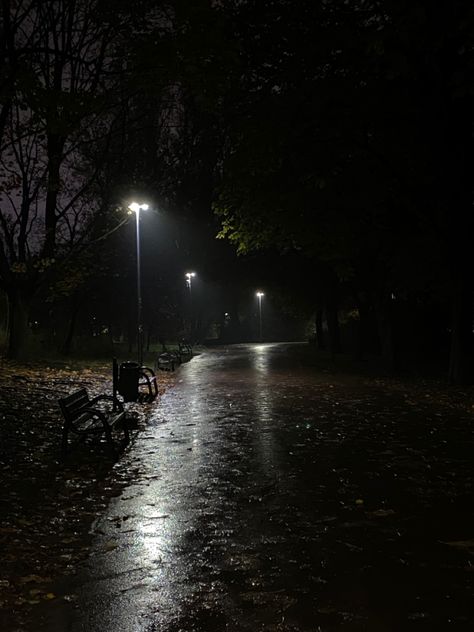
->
[155,351,180,372]
[58,388,128,456]
[178,341,193,361]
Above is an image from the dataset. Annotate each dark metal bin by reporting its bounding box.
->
[119,361,140,402]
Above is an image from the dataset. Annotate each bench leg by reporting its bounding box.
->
[99,418,117,457]
[141,375,158,401]
[61,425,69,455]
[123,422,130,443]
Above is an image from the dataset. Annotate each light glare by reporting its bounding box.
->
[128,202,149,213]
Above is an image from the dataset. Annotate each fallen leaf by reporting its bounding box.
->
[367,509,396,517]
[104,541,118,551]
[18,575,52,585]
[442,539,474,551]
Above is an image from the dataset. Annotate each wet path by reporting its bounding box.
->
[56,344,473,631]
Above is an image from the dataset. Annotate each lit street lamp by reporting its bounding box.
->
[185,272,196,341]
[256,291,264,341]
[128,202,149,365]
[185,271,196,292]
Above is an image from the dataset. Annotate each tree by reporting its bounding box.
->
[0,0,163,357]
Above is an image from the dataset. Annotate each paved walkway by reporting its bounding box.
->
[48,344,473,631]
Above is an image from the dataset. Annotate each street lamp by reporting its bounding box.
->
[185,271,196,291]
[128,202,149,365]
[185,272,196,341]
[256,291,265,341]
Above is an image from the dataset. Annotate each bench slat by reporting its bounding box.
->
[59,388,90,417]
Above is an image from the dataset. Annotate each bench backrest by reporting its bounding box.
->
[58,388,90,421]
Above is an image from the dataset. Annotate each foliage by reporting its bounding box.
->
[204,6,468,289]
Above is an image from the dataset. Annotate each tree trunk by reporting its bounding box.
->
[326,296,341,355]
[61,300,80,355]
[315,308,325,350]
[43,134,65,258]
[6,288,30,359]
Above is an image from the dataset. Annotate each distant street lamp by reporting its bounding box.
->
[128,202,149,365]
[256,291,265,341]
[185,271,196,340]
[185,271,196,292]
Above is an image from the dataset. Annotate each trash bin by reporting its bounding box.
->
[119,361,140,402]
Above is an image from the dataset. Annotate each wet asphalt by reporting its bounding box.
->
[49,343,473,631]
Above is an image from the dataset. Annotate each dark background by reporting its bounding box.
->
[0,0,472,382]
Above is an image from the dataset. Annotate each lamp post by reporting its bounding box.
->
[256,291,264,341]
[185,271,196,293]
[128,202,149,365]
[185,272,196,341]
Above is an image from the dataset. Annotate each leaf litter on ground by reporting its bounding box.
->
[0,358,175,630]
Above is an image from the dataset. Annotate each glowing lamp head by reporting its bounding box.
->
[256,291,264,298]
[185,272,196,280]
[128,202,149,213]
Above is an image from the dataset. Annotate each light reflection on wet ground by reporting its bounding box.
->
[59,344,473,631]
